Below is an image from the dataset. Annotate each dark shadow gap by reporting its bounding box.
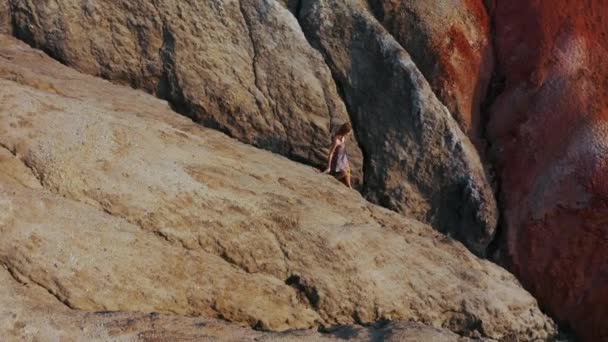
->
[479,0,507,263]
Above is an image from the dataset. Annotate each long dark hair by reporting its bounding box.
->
[334,122,352,138]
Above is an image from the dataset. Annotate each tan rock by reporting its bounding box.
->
[298,0,497,255]
[0,1,9,34]
[368,0,494,143]
[0,147,41,190]
[0,266,481,342]
[0,35,555,340]
[0,266,298,341]
[0,179,320,331]
[7,0,363,181]
[6,0,500,255]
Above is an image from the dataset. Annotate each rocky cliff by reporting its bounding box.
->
[299,0,497,255]
[2,0,607,340]
[0,35,555,341]
[6,0,498,256]
[7,0,364,182]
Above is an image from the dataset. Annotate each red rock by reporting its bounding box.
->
[370,0,493,143]
[488,1,608,340]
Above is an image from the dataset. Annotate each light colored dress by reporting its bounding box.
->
[331,137,349,173]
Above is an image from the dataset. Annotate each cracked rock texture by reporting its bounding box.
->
[0,35,556,340]
[298,0,497,255]
[1,266,479,341]
[368,0,493,143]
[6,0,364,182]
[488,1,608,340]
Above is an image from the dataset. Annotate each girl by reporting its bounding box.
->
[323,122,353,188]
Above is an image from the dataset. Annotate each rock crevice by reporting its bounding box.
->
[0,261,77,310]
[0,142,44,189]
[297,0,497,256]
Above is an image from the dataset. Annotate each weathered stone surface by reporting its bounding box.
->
[298,0,497,255]
[0,35,555,340]
[5,0,499,255]
[0,0,10,34]
[368,0,493,143]
[0,154,319,333]
[7,0,363,181]
[488,1,608,341]
[0,266,296,341]
[0,264,480,342]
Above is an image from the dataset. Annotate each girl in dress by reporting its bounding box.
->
[323,123,353,189]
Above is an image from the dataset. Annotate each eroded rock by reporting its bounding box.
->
[0,1,9,34]
[7,0,363,180]
[0,35,555,340]
[488,1,608,340]
[4,0,501,256]
[0,265,481,341]
[368,0,493,143]
[298,0,497,255]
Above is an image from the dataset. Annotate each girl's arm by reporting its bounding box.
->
[324,138,338,173]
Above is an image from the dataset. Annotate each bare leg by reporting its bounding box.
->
[344,170,352,189]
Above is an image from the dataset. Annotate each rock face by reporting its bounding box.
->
[0,0,10,34]
[298,0,497,255]
[0,263,294,341]
[5,0,499,256]
[488,1,608,340]
[7,0,363,180]
[0,35,556,340]
[0,266,476,341]
[368,0,493,142]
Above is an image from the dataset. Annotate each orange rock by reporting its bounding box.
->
[488,1,608,340]
[370,0,493,143]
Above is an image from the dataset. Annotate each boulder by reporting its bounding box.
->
[368,0,493,142]
[0,35,555,340]
[298,0,497,255]
[488,1,608,340]
[7,0,363,180]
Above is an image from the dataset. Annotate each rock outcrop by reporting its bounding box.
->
[7,0,363,181]
[298,0,497,255]
[4,0,500,255]
[1,266,479,341]
[488,1,608,340]
[0,1,10,34]
[0,35,555,340]
[369,0,493,143]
